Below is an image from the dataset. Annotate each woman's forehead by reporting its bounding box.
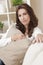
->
[18,8,27,14]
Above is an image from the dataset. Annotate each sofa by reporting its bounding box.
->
[0,23,43,65]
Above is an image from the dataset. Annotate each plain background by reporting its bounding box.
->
[30,0,43,32]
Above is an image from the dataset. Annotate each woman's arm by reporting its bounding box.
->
[32,27,43,43]
[0,33,25,47]
[33,34,43,43]
[0,37,11,47]
[11,33,25,41]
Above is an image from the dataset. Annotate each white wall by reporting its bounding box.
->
[30,0,43,32]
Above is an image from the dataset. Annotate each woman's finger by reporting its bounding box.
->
[38,37,42,43]
[32,39,36,44]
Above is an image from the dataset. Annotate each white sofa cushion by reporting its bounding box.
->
[22,43,43,65]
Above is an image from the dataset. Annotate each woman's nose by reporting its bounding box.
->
[21,15,24,20]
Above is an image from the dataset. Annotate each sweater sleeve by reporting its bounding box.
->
[32,27,42,38]
[0,37,11,47]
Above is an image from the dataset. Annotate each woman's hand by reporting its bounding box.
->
[32,34,43,43]
[11,33,25,41]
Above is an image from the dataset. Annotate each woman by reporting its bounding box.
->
[14,4,43,65]
[11,3,43,43]
[0,3,43,47]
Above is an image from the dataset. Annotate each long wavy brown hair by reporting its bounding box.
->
[16,3,38,37]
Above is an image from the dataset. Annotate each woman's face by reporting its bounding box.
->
[18,8,30,27]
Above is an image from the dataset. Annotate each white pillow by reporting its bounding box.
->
[22,43,43,65]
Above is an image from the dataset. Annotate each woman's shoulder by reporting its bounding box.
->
[32,27,42,38]
[33,27,42,33]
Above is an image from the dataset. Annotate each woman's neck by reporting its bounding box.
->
[25,25,28,36]
[25,29,28,35]
[25,25,28,29]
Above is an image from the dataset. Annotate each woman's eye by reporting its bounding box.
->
[23,13,27,15]
[18,15,21,17]
[18,13,27,17]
